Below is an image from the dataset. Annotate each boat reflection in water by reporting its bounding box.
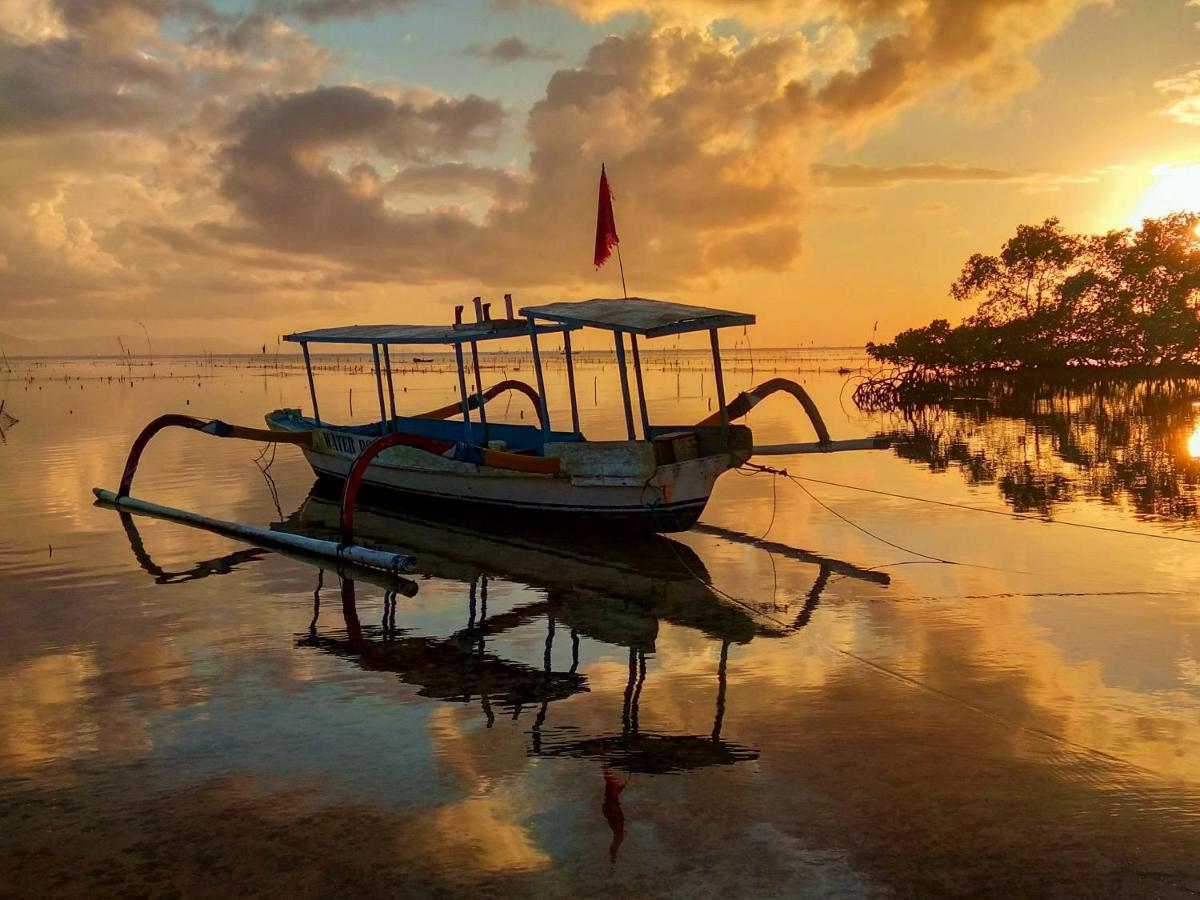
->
[114,485,890,862]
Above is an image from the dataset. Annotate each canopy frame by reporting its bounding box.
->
[522,297,754,443]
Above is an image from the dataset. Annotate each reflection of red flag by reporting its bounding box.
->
[602,767,627,862]
[594,164,619,269]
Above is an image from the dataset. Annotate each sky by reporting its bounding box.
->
[3,0,1200,350]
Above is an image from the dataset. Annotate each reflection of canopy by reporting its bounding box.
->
[531,642,757,775]
[299,580,587,713]
[534,732,758,774]
[281,485,894,643]
[280,489,773,644]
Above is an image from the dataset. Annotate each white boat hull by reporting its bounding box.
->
[267,415,738,531]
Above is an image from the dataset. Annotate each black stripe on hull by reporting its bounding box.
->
[310,467,708,533]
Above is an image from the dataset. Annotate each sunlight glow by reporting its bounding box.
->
[1189,422,1200,459]
[1131,164,1200,229]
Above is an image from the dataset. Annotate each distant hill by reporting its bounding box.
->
[0,331,251,358]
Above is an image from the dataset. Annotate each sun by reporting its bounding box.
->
[1131,163,1200,234]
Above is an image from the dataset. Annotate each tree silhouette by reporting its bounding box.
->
[860,213,1200,406]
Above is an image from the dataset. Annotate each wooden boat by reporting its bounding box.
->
[266,296,884,532]
[98,296,887,553]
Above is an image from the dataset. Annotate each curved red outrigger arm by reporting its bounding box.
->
[695,377,832,445]
[117,414,312,497]
[417,378,545,426]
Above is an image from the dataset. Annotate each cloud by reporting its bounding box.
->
[0,0,1103,335]
[812,161,1128,194]
[464,36,562,64]
[212,85,505,274]
[255,0,417,22]
[198,27,820,288]
[1155,66,1200,126]
[388,163,530,208]
[0,1,345,321]
[813,162,1020,188]
[515,0,1101,123]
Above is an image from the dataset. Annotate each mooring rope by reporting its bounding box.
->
[744,464,1200,548]
[646,491,1166,777]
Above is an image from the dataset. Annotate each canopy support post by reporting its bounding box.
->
[527,318,552,439]
[630,334,651,440]
[710,329,729,441]
[469,340,488,443]
[614,332,635,440]
[563,331,581,435]
[381,344,397,425]
[371,344,389,434]
[301,342,321,426]
[454,343,473,445]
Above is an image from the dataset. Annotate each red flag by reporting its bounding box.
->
[594,164,619,269]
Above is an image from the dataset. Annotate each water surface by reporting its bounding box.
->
[2,351,1200,898]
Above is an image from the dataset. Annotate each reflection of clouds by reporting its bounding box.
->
[425,793,552,874]
[6,358,1200,891]
[423,707,551,873]
[850,570,1200,782]
[0,651,99,773]
[0,636,212,782]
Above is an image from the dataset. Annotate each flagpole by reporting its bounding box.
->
[615,243,628,299]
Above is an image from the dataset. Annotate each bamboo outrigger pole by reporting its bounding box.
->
[94,489,417,575]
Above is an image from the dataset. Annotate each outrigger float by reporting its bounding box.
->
[94,296,887,573]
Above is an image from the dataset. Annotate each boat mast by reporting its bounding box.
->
[527,317,552,439]
[301,341,321,426]
[563,331,581,434]
[709,329,729,441]
[629,334,651,439]
[613,333,636,440]
[469,297,489,444]
[453,343,473,444]
[381,344,397,423]
[370,344,390,434]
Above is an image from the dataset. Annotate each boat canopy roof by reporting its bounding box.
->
[521,297,754,338]
[283,320,573,346]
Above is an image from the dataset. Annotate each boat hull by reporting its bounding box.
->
[265,412,738,533]
[300,447,718,532]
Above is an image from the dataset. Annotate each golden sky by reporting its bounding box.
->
[3,0,1200,349]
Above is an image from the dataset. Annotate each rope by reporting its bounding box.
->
[645,493,1163,775]
[787,475,954,565]
[646,490,1167,777]
[766,469,1200,548]
[758,472,777,541]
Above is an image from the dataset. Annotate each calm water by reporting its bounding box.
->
[3,351,1200,898]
